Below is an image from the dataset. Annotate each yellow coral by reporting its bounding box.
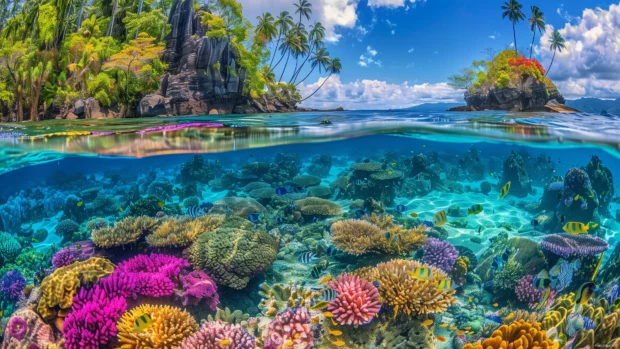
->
[146,214,225,247]
[356,259,456,316]
[462,320,559,349]
[294,197,341,216]
[331,219,383,255]
[92,216,158,248]
[116,304,198,349]
[37,257,115,322]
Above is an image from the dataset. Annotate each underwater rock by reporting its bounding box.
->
[498,151,532,198]
[556,168,600,233]
[0,308,56,348]
[585,155,614,216]
[410,153,442,189]
[55,219,79,242]
[480,181,492,195]
[528,153,557,185]
[181,155,216,184]
[211,196,266,218]
[306,155,332,178]
[457,146,486,181]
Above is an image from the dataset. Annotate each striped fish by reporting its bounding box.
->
[311,265,322,279]
[563,222,591,235]
[434,210,448,227]
[436,279,458,290]
[407,267,432,280]
[186,205,204,218]
[321,288,338,301]
[499,181,511,199]
[297,252,318,264]
[467,204,483,216]
[133,313,153,333]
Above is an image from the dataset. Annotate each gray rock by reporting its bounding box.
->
[73,99,86,115]
[139,94,168,117]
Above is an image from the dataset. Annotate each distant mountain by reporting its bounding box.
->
[566,98,620,115]
[397,102,465,112]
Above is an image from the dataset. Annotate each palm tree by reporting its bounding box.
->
[296,47,330,86]
[302,57,341,102]
[293,0,312,25]
[545,30,565,77]
[502,0,525,55]
[256,12,277,44]
[277,31,301,82]
[528,6,545,59]
[106,0,118,37]
[268,11,294,71]
[288,24,309,83]
[292,21,324,83]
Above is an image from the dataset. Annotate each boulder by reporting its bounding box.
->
[73,99,86,115]
[84,97,120,119]
[138,94,168,117]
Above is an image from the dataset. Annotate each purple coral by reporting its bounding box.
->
[51,240,96,269]
[7,317,28,341]
[515,275,542,307]
[180,270,219,309]
[541,233,609,258]
[179,321,255,349]
[264,307,314,349]
[0,270,27,301]
[421,238,459,272]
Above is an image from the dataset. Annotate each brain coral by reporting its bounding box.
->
[146,214,225,247]
[179,321,256,349]
[37,257,115,321]
[327,274,381,327]
[189,216,279,289]
[1,308,56,348]
[92,215,158,248]
[211,197,267,218]
[356,259,456,316]
[116,304,198,349]
[462,320,559,349]
[294,197,341,216]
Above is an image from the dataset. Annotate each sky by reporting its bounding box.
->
[239,0,620,109]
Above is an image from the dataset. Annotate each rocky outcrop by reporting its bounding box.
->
[451,75,570,112]
[55,98,121,119]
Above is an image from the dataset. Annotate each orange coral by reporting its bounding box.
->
[356,259,456,316]
[463,320,559,349]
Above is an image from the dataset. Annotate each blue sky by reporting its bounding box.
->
[241,0,620,109]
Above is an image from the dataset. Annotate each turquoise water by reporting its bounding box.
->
[0,110,619,348]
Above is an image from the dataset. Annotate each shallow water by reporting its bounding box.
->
[0,110,619,348]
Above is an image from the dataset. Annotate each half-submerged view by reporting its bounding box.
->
[0,0,619,348]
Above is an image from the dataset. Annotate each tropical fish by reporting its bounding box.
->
[276,217,284,224]
[464,326,471,330]
[311,265,323,279]
[498,181,511,199]
[575,282,597,312]
[355,209,366,218]
[310,301,329,310]
[391,161,397,167]
[457,330,466,336]
[77,201,83,207]
[298,252,318,264]
[393,305,399,320]
[119,207,124,213]
[435,336,447,342]
[467,204,483,216]
[531,219,539,227]
[422,319,433,326]
[505,312,515,320]
[157,201,165,209]
[408,267,432,280]
[491,249,511,272]
[493,303,499,307]
[468,296,473,303]
[329,340,346,347]
[450,326,458,331]
[395,204,406,213]
[200,202,213,212]
[329,330,343,336]
[433,210,448,227]
[133,313,153,333]
[373,281,380,288]
[533,270,551,289]
[217,339,231,345]
[323,311,334,318]
[321,288,338,301]
[439,323,449,328]
[410,212,418,218]
[436,279,458,290]
[592,252,604,281]
[387,170,393,175]
[248,213,263,224]
[319,275,332,285]
[275,187,288,196]
[186,205,204,218]
[563,222,591,234]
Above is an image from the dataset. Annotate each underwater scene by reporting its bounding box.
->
[0,111,620,349]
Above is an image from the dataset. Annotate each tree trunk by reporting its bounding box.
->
[15,91,23,122]
[75,0,86,32]
[545,50,556,77]
[292,49,312,84]
[269,36,281,68]
[295,64,316,86]
[529,31,536,59]
[106,0,118,37]
[301,73,332,102]
[513,22,518,55]
[134,0,144,39]
[289,56,299,84]
[279,52,290,82]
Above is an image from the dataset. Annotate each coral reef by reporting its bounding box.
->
[116,304,198,348]
[0,232,21,263]
[146,214,225,247]
[327,274,381,327]
[189,216,279,289]
[462,320,559,349]
[263,307,314,349]
[294,197,341,216]
[181,155,216,184]
[55,219,79,242]
[541,233,609,258]
[306,155,332,178]
[51,240,96,269]
[211,197,267,218]
[492,260,524,294]
[180,270,219,309]
[1,308,56,349]
[92,215,157,248]
[180,321,256,349]
[115,253,190,297]
[0,270,26,301]
[421,237,459,272]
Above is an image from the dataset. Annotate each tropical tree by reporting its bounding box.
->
[528,6,545,59]
[287,24,308,83]
[268,11,294,69]
[295,47,329,86]
[546,30,565,77]
[255,12,276,43]
[501,0,525,55]
[301,57,341,102]
[276,30,301,82]
[291,21,324,83]
[293,0,311,25]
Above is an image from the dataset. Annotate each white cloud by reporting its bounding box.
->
[359,46,382,67]
[489,35,496,39]
[385,19,397,28]
[557,4,580,23]
[391,29,396,35]
[368,0,406,8]
[539,3,620,98]
[298,76,462,109]
[408,47,415,53]
[367,46,378,56]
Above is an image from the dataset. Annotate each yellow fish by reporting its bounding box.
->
[563,222,591,235]
[457,330,466,336]
[439,323,449,328]
[310,301,329,310]
[505,312,515,320]
[133,313,153,333]
[283,340,294,346]
[467,204,483,216]
[436,279,456,290]
[311,316,320,324]
[468,331,474,335]
[410,212,418,218]
[407,267,432,280]
[464,326,471,330]
[422,319,433,326]
[433,210,448,227]
[329,330,343,336]
[436,336,447,342]
[319,275,332,285]
[592,252,605,281]
[575,195,580,201]
[77,201,83,207]
[323,311,334,318]
[119,207,124,213]
[391,162,397,167]
[468,296,473,303]
[499,181,511,199]
[388,170,393,175]
[217,339,231,345]
[158,201,165,208]
[450,326,458,331]
[330,340,346,347]
[493,303,499,307]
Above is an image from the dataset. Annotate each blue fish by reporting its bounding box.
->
[312,217,320,223]
[373,281,380,288]
[248,213,263,223]
[325,246,337,256]
[531,219,540,227]
[385,232,392,239]
[275,187,288,196]
[276,217,284,224]
[421,220,434,229]
[355,209,366,219]
[395,204,406,213]
[200,202,214,212]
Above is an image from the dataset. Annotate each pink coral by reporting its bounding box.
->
[116,253,190,297]
[264,307,314,349]
[327,274,380,327]
[180,270,219,309]
[179,321,255,349]
[514,274,557,309]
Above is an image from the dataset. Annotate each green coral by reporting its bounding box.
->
[130,195,163,217]
[210,197,266,218]
[307,186,331,198]
[294,197,341,216]
[205,307,250,324]
[292,175,321,187]
[492,260,524,293]
[0,232,20,263]
[189,216,279,289]
[55,219,79,241]
[183,196,200,208]
[181,155,215,184]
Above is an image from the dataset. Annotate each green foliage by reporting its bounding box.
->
[124,9,170,40]
[37,4,58,49]
[495,72,511,89]
[448,68,475,90]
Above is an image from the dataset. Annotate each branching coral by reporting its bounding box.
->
[180,321,256,349]
[421,238,459,272]
[258,283,317,317]
[51,240,97,268]
[331,219,383,255]
[116,304,198,348]
[37,257,115,322]
[0,270,26,301]
[294,197,341,216]
[327,274,381,327]
[207,307,251,324]
[146,214,225,247]
[91,215,157,248]
[189,216,279,289]
[116,253,190,297]
[356,259,456,316]
[263,307,314,349]
[493,260,524,293]
[462,320,559,349]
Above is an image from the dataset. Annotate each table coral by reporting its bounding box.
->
[462,320,559,349]
[327,274,381,327]
[293,175,321,187]
[179,321,255,349]
[540,233,608,258]
[189,216,279,289]
[356,259,456,316]
[91,215,157,248]
[37,257,115,322]
[294,197,341,216]
[116,304,198,349]
[211,197,267,218]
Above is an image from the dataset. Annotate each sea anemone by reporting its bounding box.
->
[327,274,381,327]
